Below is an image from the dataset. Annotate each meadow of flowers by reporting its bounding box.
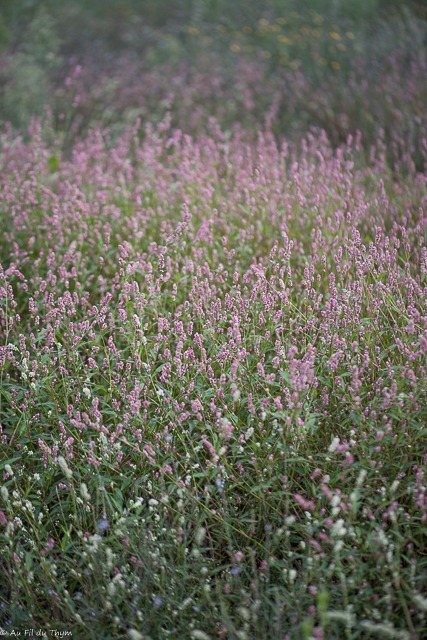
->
[0,113,426,638]
[2,2,426,167]
[0,1,427,638]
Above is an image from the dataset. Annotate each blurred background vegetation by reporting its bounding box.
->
[0,0,426,167]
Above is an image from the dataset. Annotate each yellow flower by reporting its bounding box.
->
[278,35,292,45]
[276,17,287,25]
[230,43,240,52]
[329,31,341,40]
[337,43,346,51]
[331,61,341,70]
[346,31,355,39]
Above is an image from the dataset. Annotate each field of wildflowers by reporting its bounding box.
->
[1,118,426,638]
[1,1,427,639]
[1,1,426,166]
